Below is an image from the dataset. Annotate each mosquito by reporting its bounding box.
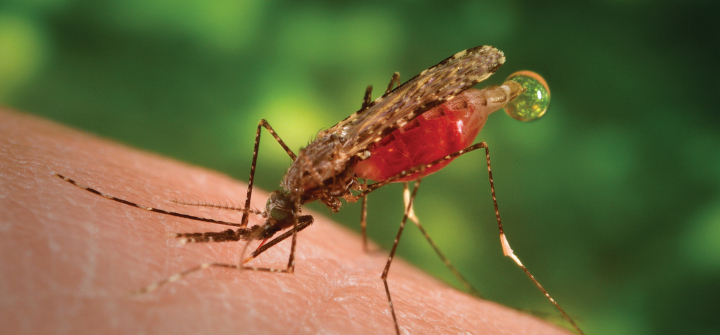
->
[57,45,583,334]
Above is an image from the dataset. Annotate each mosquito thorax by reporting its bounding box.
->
[281,133,356,212]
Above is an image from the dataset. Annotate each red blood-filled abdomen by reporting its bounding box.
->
[355,89,491,183]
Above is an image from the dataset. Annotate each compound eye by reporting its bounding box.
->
[270,208,290,223]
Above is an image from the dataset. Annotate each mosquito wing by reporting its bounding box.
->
[325,45,505,157]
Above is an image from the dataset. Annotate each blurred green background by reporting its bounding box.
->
[2,0,718,334]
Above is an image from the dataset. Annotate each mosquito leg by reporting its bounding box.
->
[55,174,246,228]
[136,216,309,295]
[401,182,481,297]
[362,85,373,109]
[134,255,300,296]
[386,72,400,93]
[360,179,370,252]
[242,119,297,227]
[381,178,422,335]
[175,229,243,243]
[244,215,314,263]
[478,142,584,335]
[130,215,309,295]
[246,204,302,273]
[358,85,374,250]
[237,211,300,273]
[357,71,397,113]
[168,199,265,216]
[354,142,584,334]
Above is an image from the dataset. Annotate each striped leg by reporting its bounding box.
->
[55,174,246,228]
[56,174,304,294]
[381,178,422,335]
[360,179,370,252]
[133,219,305,295]
[400,182,481,297]
[134,258,300,296]
[354,141,584,335]
[242,119,297,227]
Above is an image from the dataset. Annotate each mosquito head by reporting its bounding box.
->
[265,189,299,231]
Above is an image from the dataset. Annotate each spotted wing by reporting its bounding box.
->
[333,45,505,156]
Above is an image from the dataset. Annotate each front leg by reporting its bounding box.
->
[242,119,297,227]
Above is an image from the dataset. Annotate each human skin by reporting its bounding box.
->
[0,108,572,334]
